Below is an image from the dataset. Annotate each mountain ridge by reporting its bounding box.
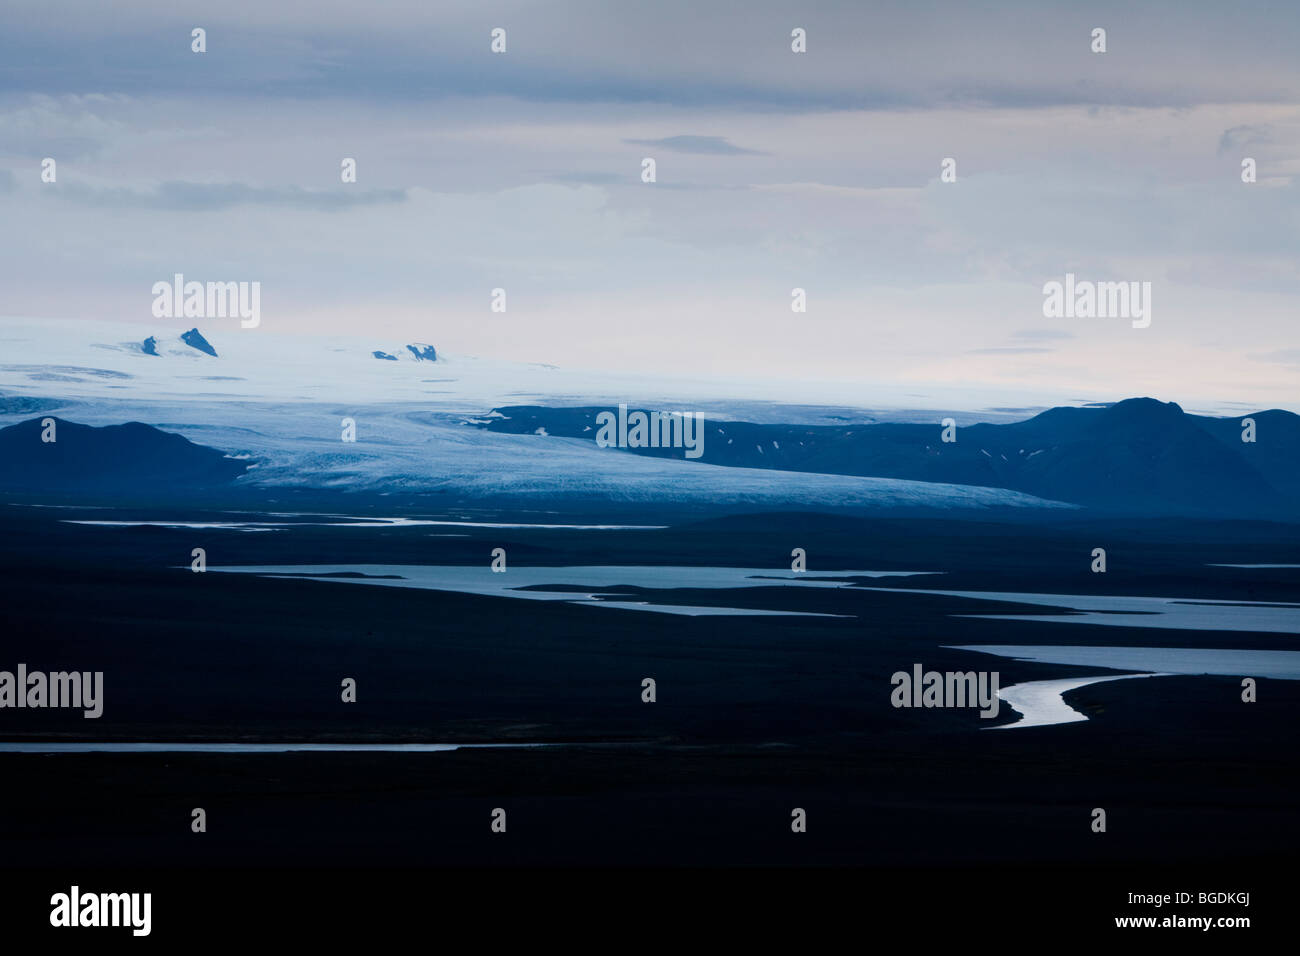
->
[0,417,250,492]
[476,397,1299,517]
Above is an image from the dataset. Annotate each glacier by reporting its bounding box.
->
[0,317,1080,510]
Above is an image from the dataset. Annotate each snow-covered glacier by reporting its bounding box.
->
[0,317,1077,511]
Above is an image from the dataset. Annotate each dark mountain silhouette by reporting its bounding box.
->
[181,328,217,357]
[141,336,159,356]
[1190,408,1300,501]
[0,418,249,493]
[477,398,1299,517]
[372,350,398,361]
[405,343,436,362]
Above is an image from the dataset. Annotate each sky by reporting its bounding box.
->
[1,0,1297,409]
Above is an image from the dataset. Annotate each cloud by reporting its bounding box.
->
[751,182,922,199]
[56,180,408,211]
[1012,329,1075,341]
[966,347,1055,355]
[0,4,1298,409]
[4,1,1298,111]
[1218,124,1273,155]
[1248,348,1300,365]
[549,170,626,185]
[623,135,766,155]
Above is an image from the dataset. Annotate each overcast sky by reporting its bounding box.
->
[1,0,1297,408]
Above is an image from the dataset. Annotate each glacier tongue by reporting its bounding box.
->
[0,317,1077,510]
